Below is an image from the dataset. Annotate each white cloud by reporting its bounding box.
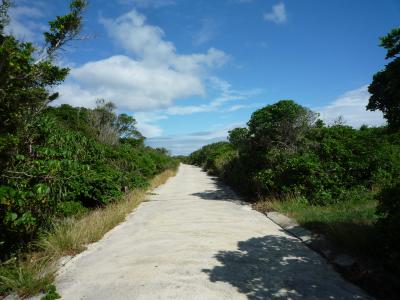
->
[55,83,99,108]
[56,10,229,112]
[6,5,45,41]
[130,77,260,138]
[134,112,167,137]
[316,85,386,128]
[165,105,212,115]
[226,104,259,112]
[147,122,245,155]
[69,55,204,111]
[99,11,228,71]
[148,85,387,154]
[264,3,287,24]
[163,77,262,116]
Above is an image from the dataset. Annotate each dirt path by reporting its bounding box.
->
[38,164,371,299]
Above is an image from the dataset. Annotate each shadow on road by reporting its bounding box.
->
[192,189,237,200]
[191,177,242,202]
[202,234,367,300]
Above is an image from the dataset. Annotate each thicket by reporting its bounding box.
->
[189,102,400,203]
[0,1,177,259]
[189,28,400,273]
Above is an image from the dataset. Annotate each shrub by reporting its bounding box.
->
[376,182,400,272]
[189,101,400,206]
[0,106,178,259]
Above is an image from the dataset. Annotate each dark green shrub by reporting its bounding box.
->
[0,106,178,259]
[189,101,400,206]
[377,183,400,272]
[56,201,88,217]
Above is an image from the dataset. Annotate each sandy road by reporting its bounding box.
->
[38,164,371,299]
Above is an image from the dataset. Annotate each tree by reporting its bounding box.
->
[380,28,400,59]
[89,100,143,145]
[0,0,87,164]
[247,100,317,150]
[0,0,10,34]
[367,27,400,130]
[228,127,249,152]
[116,113,143,141]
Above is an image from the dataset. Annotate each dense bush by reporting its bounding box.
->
[189,101,400,205]
[0,104,178,258]
[189,142,235,176]
[376,182,400,272]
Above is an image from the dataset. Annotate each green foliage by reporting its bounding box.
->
[189,142,235,175]
[270,192,379,258]
[380,27,400,59]
[56,201,88,217]
[43,0,87,58]
[376,182,400,272]
[189,97,400,281]
[190,101,400,205]
[228,127,249,153]
[0,1,177,260]
[368,27,400,129]
[0,0,11,33]
[41,284,60,300]
[0,0,86,170]
[247,100,317,150]
[0,105,178,258]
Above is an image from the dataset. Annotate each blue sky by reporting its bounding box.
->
[6,0,400,154]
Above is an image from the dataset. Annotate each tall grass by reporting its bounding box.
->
[0,168,177,298]
[254,192,380,257]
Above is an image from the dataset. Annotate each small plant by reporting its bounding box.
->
[41,284,61,300]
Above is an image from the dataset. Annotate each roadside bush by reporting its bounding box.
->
[56,201,88,217]
[0,105,178,259]
[376,182,400,272]
[189,101,400,206]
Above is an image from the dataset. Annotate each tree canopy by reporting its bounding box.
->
[368,27,400,130]
[0,0,87,167]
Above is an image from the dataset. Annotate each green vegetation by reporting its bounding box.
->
[0,1,178,297]
[189,28,400,284]
[0,170,176,297]
[254,194,379,257]
[368,28,400,130]
[189,102,400,289]
[41,284,61,300]
[1,102,178,258]
[189,104,400,270]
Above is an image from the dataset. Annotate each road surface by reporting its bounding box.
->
[43,164,371,299]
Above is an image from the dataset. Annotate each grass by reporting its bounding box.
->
[253,192,380,258]
[0,168,177,298]
[255,194,400,300]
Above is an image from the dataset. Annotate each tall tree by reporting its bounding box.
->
[367,28,400,130]
[247,100,317,151]
[0,0,87,163]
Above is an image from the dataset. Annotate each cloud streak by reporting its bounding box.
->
[153,86,386,155]
[316,85,385,128]
[131,77,261,138]
[147,122,245,155]
[193,18,219,46]
[264,3,287,24]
